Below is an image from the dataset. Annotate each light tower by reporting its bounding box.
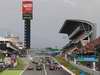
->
[22,0,33,49]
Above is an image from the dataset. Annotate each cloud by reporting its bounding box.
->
[63,0,76,6]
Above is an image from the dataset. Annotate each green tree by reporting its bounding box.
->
[0,53,5,61]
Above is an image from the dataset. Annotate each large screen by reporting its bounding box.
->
[22,0,33,20]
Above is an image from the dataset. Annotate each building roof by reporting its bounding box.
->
[0,37,9,41]
[59,19,94,39]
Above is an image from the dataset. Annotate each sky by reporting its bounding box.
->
[0,0,100,48]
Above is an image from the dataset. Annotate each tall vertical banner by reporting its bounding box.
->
[22,0,33,20]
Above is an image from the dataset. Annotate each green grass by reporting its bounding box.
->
[14,58,25,69]
[55,56,90,75]
[0,70,22,75]
[9,58,27,70]
[0,58,28,75]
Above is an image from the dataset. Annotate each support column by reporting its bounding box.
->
[93,62,96,71]
[65,54,68,61]
[24,19,31,49]
[74,58,77,64]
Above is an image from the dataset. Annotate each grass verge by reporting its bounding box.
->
[0,57,28,75]
[14,58,26,70]
[9,58,27,70]
[0,70,22,75]
[55,56,90,75]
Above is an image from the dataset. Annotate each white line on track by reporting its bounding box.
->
[43,64,48,75]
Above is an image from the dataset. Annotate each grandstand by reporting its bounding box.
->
[60,19,98,70]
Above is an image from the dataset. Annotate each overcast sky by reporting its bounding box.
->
[0,0,100,48]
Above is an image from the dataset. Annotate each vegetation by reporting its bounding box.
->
[0,57,27,75]
[0,70,22,75]
[46,47,60,51]
[0,53,5,61]
[9,58,26,70]
[55,56,90,75]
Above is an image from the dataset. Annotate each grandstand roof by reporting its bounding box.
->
[60,19,94,39]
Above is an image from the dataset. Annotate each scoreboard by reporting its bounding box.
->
[22,0,33,20]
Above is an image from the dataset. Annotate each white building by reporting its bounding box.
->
[0,34,24,55]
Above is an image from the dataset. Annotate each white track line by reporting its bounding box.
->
[43,64,48,75]
[19,63,29,75]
